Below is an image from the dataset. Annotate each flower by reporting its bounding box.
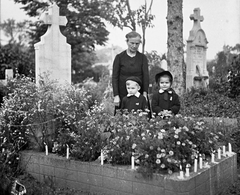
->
[132,143,137,149]
[156,159,161,164]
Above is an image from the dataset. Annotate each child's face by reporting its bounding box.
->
[159,76,171,90]
[126,80,140,95]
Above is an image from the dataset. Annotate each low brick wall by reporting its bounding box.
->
[20,150,237,195]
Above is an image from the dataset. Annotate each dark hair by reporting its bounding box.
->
[155,71,173,84]
[125,31,142,41]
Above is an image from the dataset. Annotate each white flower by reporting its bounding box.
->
[132,143,137,149]
[156,159,161,164]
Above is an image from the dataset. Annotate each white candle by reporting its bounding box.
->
[131,155,135,169]
[101,150,104,165]
[199,154,203,169]
[218,148,221,159]
[44,142,48,156]
[66,144,69,159]
[211,153,215,163]
[194,158,198,173]
[222,146,226,157]
[228,143,232,153]
[185,164,190,177]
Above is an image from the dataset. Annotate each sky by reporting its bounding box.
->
[1,0,240,60]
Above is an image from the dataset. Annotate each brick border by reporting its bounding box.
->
[20,150,237,195]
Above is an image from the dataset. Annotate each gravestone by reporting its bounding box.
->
[35,3,71,85]
[160,59,167,70]
[186,8,209,90]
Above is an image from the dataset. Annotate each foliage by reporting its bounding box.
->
[0,19,31,46]
[0,74,96,155]
[103,111,223,177]
[228,54,240,98]
[181,88,240,118]
[104,110,149,165]
[0,45,35,79]
[98,0,155,53]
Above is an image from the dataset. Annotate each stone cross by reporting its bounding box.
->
[42,3,67,27]
[35,3,71,85]
[190,8,204,30]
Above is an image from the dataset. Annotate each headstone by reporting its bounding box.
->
[5,69,13,80]
[35,3,71,85]
[186,8,209,90]
[160,59,168,70]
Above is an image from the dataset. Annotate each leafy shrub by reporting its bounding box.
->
[102,111,224,177]
[181,88,240,118]
[228,54,240,98]
[54,103,111,161]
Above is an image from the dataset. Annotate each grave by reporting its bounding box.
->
[186,8,209,90]
[34,3,71,85]
[20,150,237,195]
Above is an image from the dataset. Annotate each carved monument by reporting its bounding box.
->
[35,3,71,84]
[186,8,209,90]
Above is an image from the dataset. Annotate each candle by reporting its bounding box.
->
[199,154,203,169]
[218,148,221,159]
[222,146,226,157]
[131,154,135,169]
[66,144,69,159]
[185,164,190,177]
[211,152,215,163]
[101,150,104,165]
[194,158,198,173]
[228,143,232,153]
[179,165,184,178]
[44,142,48,156]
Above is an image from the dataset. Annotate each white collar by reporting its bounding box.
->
[127,91,140,98]
[159,89,173,94]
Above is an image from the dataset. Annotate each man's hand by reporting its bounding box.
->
[114,95,120,107]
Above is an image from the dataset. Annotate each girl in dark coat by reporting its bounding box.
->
[151,71,180,115]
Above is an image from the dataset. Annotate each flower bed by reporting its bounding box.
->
[20,150,237,195]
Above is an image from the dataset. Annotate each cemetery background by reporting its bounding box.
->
[0,1,240,195]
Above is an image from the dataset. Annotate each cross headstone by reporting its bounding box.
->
[186,8,209,90]
[34,3,71,85]
[190,8,204,30]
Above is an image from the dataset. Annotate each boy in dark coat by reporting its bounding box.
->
[121,76,147,113]
[151,71,180,115]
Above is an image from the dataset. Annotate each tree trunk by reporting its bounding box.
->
[167,0,185,95]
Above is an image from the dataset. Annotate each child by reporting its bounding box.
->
[151,71,180,115]
[121,76,147,113]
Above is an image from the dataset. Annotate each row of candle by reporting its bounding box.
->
[44,143,70,159]
[43,143,233,173]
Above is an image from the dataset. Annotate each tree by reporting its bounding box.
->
[100,0,155,53]
[167,0,185,95]
[0,19,31,46]
[0,19,35,78]
[13,0,110,83]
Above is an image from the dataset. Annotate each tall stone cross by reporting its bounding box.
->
[35,3,71,85]
[190,8,204,30]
